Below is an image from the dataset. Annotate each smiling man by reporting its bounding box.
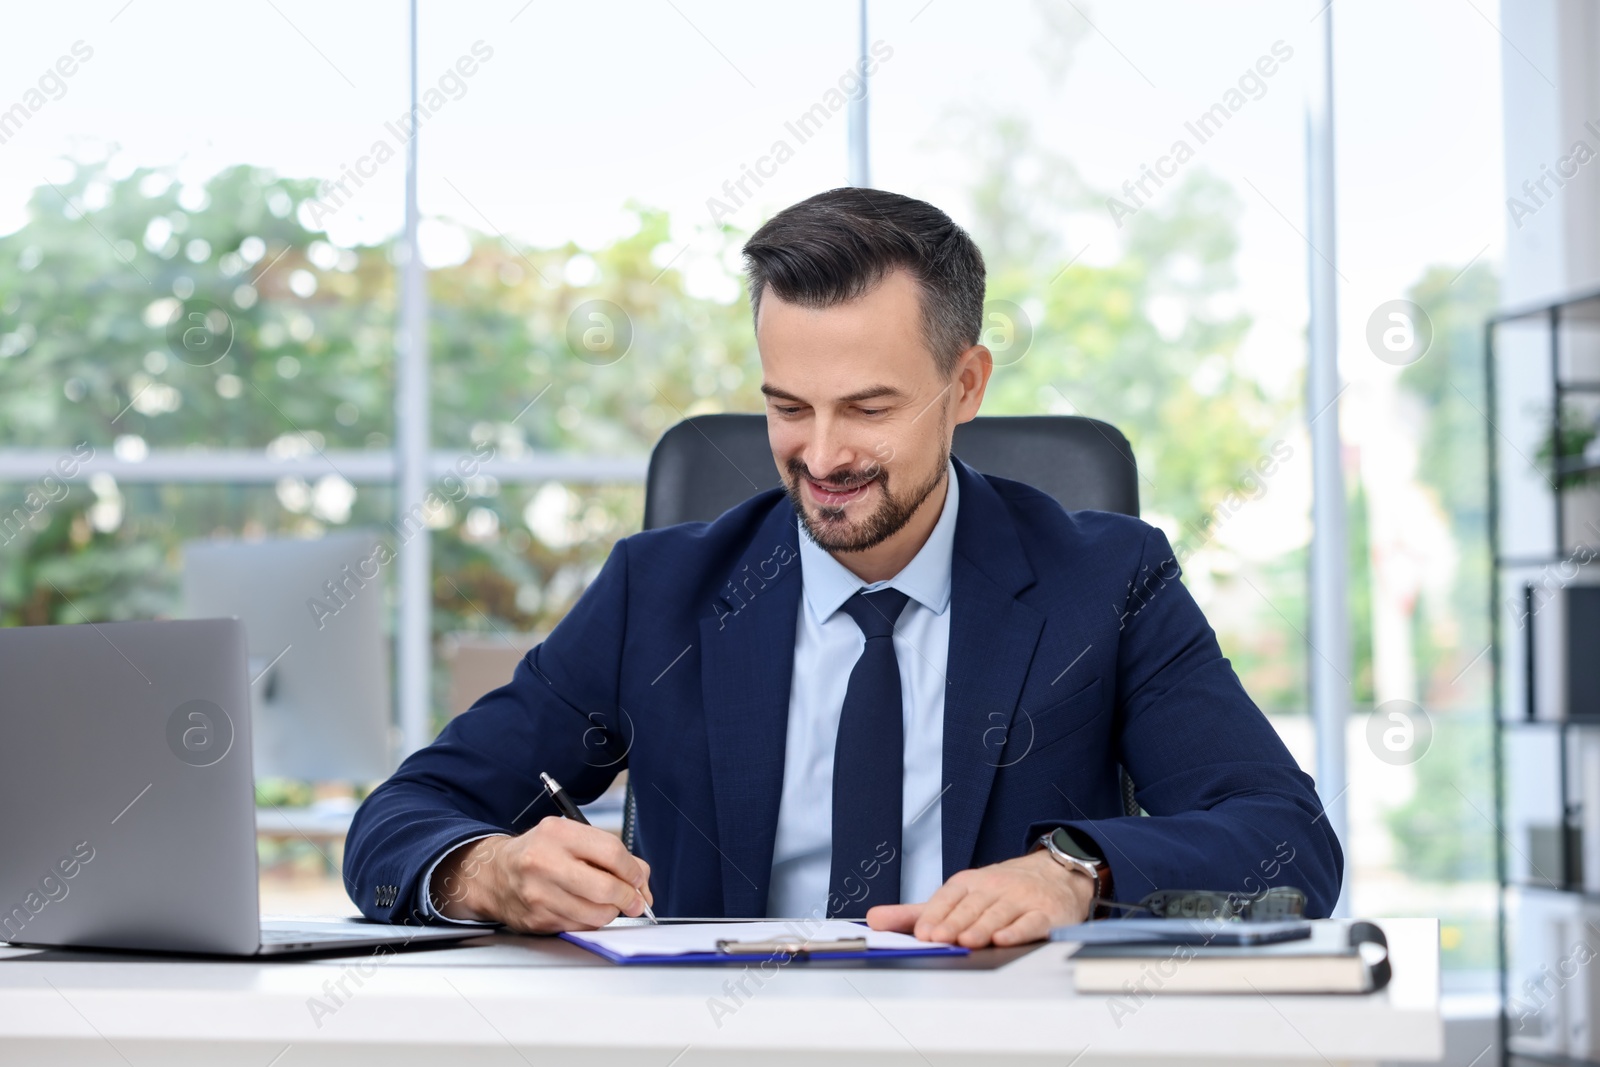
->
[344,187,1342,946]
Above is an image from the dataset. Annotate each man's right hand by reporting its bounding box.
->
[429,816,654,932]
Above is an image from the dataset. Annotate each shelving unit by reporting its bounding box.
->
[1487,287,1600,1067]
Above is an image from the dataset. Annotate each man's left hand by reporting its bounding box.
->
[864,849,1094,947]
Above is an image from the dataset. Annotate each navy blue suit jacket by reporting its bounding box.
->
[345,453,1343,922]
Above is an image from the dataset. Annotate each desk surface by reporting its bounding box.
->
[0,917,1442,1067]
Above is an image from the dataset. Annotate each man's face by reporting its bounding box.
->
[756,269,980,553]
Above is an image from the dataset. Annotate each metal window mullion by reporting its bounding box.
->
[1305,0,1351,917]
[396,0,431,764]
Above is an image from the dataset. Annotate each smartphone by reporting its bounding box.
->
[1051,918,1313,946]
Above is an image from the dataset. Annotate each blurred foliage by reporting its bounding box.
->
[0,146,1294,719]
[952,113,1281,538]
[1533,401,1600,488]
[1220,548,1307,713]
[1381,261,1500,887]
[1400,260,1498,695]
[1346,483,1375,707]
[914,109,1308,710]
[255,778,315,808]
[0,164,397,450]
[1383,712,1496,883]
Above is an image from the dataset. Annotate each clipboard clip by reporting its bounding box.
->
[715,936,868,958]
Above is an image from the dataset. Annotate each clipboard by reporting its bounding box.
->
[559,920,969,965]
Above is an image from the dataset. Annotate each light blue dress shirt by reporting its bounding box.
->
[766,456,957,918]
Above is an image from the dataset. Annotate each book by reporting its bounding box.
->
[1581,728,1600,894]
[1067,920,1391,995]
[1529,583,1600,721]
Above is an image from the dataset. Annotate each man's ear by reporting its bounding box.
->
[953,344,993,423]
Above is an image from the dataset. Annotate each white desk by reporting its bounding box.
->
[0,918,1442,1066]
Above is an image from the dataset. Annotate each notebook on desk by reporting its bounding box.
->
[560,919,968,965]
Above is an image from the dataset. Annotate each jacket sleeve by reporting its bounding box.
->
[1025,523,1345,918]
[342,537,633,923]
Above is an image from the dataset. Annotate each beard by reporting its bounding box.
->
[784,436,950,554]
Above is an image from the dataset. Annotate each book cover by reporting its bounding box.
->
[1068,920,1390,995]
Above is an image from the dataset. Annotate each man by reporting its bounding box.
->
[344,188,1342,947]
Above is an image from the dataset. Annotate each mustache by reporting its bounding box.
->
[789,465,882,490]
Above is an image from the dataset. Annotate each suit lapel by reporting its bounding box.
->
[941,455,1044,876]
[697,496,802,916]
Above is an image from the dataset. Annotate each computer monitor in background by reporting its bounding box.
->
[182,531,393,783]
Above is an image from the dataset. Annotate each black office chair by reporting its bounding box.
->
[621,413,1145,852]
[641,413,1140,527]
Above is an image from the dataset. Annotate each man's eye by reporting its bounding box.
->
[859,408,885,417]
[775,405,803,416]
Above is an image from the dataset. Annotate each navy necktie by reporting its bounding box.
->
[828,586,912,919]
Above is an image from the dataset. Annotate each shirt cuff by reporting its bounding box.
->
[421,833,511,925]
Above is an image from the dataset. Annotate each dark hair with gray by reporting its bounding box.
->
[741,188,986,378]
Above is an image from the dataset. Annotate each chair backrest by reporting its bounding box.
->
[643,413,1140,529]
[623,413,1144,851]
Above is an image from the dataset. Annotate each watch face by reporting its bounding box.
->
[1052,827,1102,864]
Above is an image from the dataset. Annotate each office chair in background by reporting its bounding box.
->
[620,414,1146,856]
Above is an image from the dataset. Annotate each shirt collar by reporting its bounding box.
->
[798,455,959,625]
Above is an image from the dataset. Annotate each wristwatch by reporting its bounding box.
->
[1031,826,1114,919]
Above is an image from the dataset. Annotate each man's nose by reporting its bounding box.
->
[800,416,859,482]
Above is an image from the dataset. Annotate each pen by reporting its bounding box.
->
[540,771,658,924]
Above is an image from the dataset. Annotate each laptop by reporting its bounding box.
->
[0,617,483,956]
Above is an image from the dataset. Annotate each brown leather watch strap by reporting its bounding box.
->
[1088,860,1115,920]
